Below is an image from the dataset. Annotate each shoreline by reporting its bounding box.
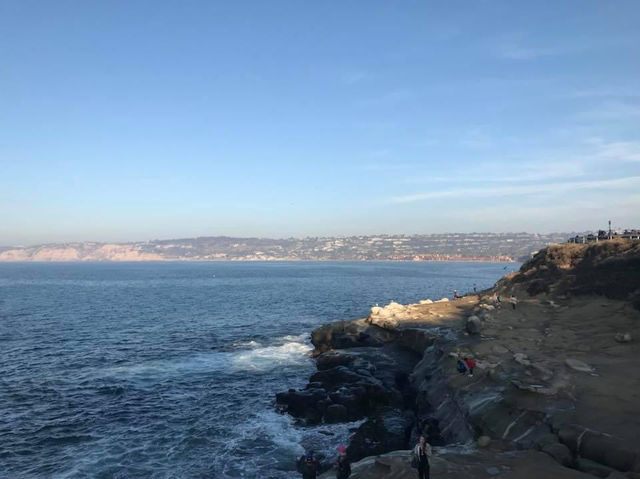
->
[278,240,640,478]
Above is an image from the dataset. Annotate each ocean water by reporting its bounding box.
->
[0,261,514,478]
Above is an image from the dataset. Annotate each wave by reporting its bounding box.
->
[99,334,312,379]
[232,338,312,371]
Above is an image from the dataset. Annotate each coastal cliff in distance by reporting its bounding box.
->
[0,232,569,262]
[276,239,640,478]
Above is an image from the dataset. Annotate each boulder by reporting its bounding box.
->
[346,409,414,463]
[576,457,616,478]
[477,435,492,447]
[466,316,482,335]
[316,351,354,370]
[324,404,348,423]
[275,387,328,422]
[542,442,574,467]
[310,366,370,389]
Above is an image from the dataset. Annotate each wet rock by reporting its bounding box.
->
[310,366,369,388]
[486,466,500,475]
[324,404,348,423]
[564,358,595,373]
[316,351,354,370]
[346,409,414,463]
[466,315,482,335]
[275,387,328,420]
[614,332,632,343]
[311,320,393,353]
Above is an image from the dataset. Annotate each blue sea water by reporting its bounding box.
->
[0,261,515,478]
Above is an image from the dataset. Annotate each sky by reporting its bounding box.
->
[1,1,639,245]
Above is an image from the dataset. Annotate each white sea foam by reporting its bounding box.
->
[232,340,312,371]
[101,335,312,379]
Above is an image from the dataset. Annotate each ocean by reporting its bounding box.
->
[0,261,514,478]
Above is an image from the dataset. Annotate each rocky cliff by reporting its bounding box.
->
[277,240,640,478]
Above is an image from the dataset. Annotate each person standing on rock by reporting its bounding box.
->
[464,357,476,377]
[510,295,518,310]
[412,435,432,479]
[297,450,320,479]
[335,445,351,479]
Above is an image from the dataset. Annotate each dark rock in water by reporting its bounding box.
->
[310,319,394,353]
[324,404,348,423]
[310,366,370,389]
[346,409,414,463]
[316,351,355,370]
[275,387,328,423]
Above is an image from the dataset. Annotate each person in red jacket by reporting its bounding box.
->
[464,357,476,377]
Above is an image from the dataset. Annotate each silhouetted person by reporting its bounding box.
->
[510,295,518,310]
[297,450,319,479]
[335,445,351,479]
[412,434,432,479]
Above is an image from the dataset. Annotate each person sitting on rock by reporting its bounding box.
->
[464,357,476,377]
[412,434,432,479]
[453,289,460,299]
[297,450,320,479]
[335,445,351,479]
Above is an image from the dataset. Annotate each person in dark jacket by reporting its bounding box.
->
[297,450,319,479]
[335,445,351,478]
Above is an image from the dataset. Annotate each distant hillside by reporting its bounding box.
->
[0,233,571,262]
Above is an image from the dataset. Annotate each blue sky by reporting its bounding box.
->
[1,1,639,245]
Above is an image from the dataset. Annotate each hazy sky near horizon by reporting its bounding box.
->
[1,1,639,245]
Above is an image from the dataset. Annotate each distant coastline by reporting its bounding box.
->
[0,233,567,263]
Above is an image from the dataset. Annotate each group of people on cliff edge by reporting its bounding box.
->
[297,445,351,479]
[297,436,433,478]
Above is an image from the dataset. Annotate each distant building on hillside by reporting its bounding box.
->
[568,221,640,243]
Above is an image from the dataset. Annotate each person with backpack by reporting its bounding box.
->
[411,434,432,479]
[297,450,320,479]
[335,445,351,478]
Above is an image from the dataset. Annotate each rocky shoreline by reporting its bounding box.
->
[276,240,640,478]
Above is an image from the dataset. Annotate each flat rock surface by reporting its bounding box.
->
[319,448,593,478]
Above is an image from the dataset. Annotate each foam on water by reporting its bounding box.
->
[232,339,312,371]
